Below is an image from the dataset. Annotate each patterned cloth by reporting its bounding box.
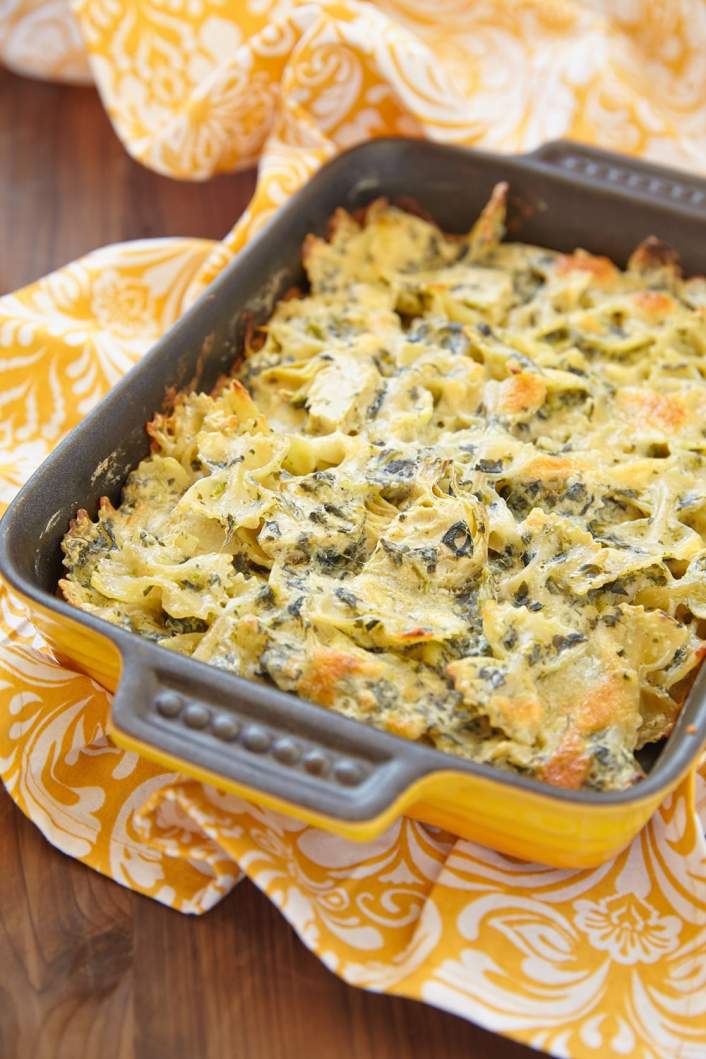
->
[1,3,705,1057]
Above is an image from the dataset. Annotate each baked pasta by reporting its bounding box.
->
[61,188,706,791]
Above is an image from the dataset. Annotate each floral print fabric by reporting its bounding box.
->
[1,3,705,1056]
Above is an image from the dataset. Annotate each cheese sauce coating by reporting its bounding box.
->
[61,189,706,791]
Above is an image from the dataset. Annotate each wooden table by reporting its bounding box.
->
[0,66,536,1059]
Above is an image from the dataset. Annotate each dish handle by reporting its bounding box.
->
[109,643,426,828]
[526,140,706,213]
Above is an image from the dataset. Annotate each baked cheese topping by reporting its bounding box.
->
[61,189,706,791]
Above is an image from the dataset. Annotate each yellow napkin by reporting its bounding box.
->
[1,3,705,1057]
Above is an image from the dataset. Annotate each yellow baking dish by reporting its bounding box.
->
[2,138,705,868]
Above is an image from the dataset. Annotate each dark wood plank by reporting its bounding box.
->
[0,789,134,1059]
[0,796,534,1059]
[0,64,536,1059]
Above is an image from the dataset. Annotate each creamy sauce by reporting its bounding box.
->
[61,191,706,790]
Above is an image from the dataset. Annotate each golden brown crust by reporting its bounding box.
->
[628,235,681,276]
[556,249,618,285]
[541,734,592,790]
[469,181,507,258]
[297,647,369,708]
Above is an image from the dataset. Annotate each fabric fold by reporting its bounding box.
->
[2,2,706,1056]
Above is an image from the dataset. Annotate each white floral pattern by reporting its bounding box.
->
[573,895,682,965]
[1,3,706,1057]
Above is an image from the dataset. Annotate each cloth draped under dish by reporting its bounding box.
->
[1,4,705,1057]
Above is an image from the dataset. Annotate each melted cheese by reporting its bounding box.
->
[61,190,706,791]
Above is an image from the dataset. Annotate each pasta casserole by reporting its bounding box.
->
[61,187,706,791]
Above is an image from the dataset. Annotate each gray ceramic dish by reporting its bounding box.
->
[1,139,705,866]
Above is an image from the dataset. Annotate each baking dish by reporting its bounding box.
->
[2,138,706,868]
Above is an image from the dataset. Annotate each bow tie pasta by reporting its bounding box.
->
[61,190,706,791]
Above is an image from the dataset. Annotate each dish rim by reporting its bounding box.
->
[2,135,706,818]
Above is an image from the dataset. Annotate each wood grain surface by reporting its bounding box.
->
[0,66,536,1059]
